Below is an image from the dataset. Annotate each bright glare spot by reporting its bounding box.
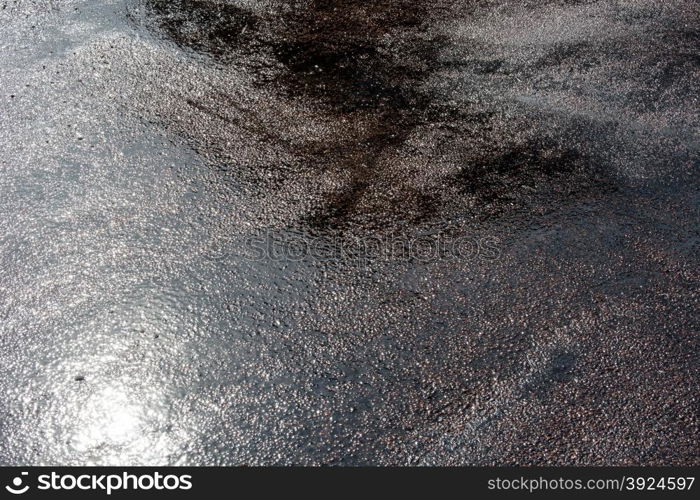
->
[72,386,143,451]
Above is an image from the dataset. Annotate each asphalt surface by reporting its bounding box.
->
[0,0,698,465]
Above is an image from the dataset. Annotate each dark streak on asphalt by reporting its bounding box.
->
[143,0,620,230]
[0,0,698,466]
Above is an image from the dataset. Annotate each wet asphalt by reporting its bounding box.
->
[0,0,698,465]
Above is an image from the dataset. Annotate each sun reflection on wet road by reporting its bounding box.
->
[0,0,698,466]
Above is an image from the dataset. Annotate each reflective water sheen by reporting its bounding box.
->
[0,0,698,465]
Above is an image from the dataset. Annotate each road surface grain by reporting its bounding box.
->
[0,0,698,465]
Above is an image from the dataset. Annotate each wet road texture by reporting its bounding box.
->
[0,0,698,465]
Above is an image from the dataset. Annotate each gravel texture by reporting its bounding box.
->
[0,0,697,465]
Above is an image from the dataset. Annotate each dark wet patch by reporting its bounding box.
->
[550,351,577,382]
[439,58,504,75]
[267,1,434,111]
[272,40,424,112]
[137,0,616,229]
[523,350,579,400]
[261,1,445,229]
[454,139,585,202]
[532,40,601,71]
[145,0,259,59]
